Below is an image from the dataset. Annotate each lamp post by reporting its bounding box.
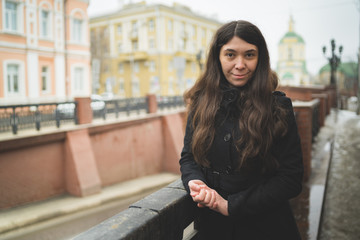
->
[322,39,343,109]
[322,39,343,86]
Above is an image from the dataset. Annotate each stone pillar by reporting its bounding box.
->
[75,97,93,124]
[147,94,158,113]
[162,113,184,174]
[293,99,319,181]
[65,129,101,196]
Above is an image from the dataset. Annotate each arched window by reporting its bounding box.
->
[39,1,53,39]
[70,9,86,44]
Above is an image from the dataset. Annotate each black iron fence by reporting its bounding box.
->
[93,97,149,120]
[0,96,185,135]
[0,102,78,135]
[157,96,185,110]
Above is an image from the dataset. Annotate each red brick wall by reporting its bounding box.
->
[293,106,313,181]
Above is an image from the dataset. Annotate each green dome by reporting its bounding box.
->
[282,72,294,79]
[319,62,358,78]
[279,31,305,44]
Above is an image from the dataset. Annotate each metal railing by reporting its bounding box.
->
[0,102,78,135]
[93,97,149,120]
[0,96,185,135]
[157,96,185,111]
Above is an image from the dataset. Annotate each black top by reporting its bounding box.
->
[179,90,303,240]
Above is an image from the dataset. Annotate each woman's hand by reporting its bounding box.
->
[188,180,229,216]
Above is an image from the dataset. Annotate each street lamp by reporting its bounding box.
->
[323,39,343,110]
[322,39,343,86]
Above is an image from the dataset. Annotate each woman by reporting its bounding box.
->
[179,20,303,239]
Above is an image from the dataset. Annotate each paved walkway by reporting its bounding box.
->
[318,110,360,239]
[0,173,179,239]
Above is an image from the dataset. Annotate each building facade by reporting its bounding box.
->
[0,0,91,104]
[89,1,221,97]
[277,16,310,86]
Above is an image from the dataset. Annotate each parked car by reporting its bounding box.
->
[100,92,114,100]
[57,95,105,119]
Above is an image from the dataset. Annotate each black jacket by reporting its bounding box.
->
[179,90,304,240]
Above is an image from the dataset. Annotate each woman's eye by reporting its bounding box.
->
[226,53,234,57]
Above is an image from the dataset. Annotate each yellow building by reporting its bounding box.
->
[277,16,310,86]
[89,1,221,97]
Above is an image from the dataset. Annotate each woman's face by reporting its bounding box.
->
[219,36,258,87]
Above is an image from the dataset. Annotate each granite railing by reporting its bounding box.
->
[73,179,199,240]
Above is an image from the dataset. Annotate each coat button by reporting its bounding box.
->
[224,133,231,142]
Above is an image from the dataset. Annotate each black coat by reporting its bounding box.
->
[179,90,304,240]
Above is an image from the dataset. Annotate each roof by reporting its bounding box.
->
[282,72,294,79]
[319,62,358,78]
[279,31,305,44]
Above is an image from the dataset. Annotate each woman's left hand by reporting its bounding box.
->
[189,181,229,216]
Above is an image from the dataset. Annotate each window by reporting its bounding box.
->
[134,61,139,73]
[41,10,50,38]
[74,67,84,92]
[190,25,195,37]
[5,1,17,31]
[41,66,50,93]
[168,76,174,95]
[149,61,156,72]
[150,76,160,94]
[118,63,124,73]
[168,20,173,32]
[201,28,205,38]
[132,77,140,96]
[132,41,138,51]
[288,47,293,60]
[168,38,173,51]
[149,38,155,49]
[118,78,125,95]
[149,19,155,31]
[7,64,19,94]
[118,42,122,53]
[178,38,185,50]
[117,24,122,34]
[132,21,138,34]
[72,18,83,42]
[168,59,173,72]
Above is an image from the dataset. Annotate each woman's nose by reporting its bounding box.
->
[235,57,245,69]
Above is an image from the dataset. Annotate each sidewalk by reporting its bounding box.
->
[0,173,179,239]
[318,110,360,239]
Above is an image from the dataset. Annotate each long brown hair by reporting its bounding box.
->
[184,20,288,171]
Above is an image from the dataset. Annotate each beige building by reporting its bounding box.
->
[89,1,221,98]
[0,0,91,104]
[277,16,310,86]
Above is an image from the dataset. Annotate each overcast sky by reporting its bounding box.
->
[88,0,359,76]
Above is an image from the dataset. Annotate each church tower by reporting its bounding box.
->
[277,16,309,86]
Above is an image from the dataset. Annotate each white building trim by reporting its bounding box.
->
[55,54,66,97]
[27,52,39,98]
